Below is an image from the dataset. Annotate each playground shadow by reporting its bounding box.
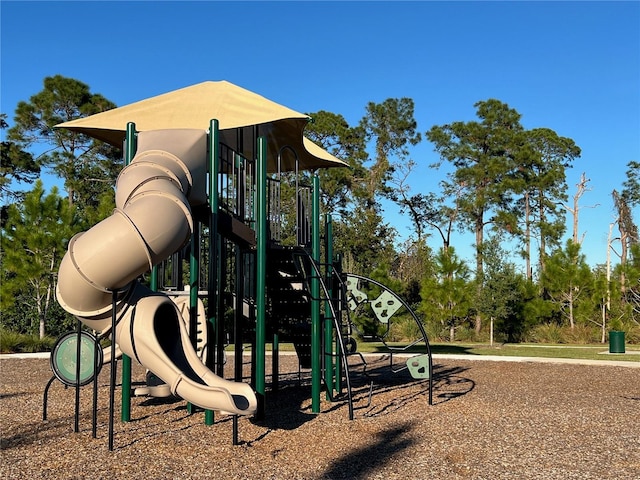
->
[322,421,416,480]
[346,357,475,413]
[0,391,30,400]
[431,364,476,404]
[256,381,318,431]
[1,415,73,450]
[367,343,476,356]
[138,395,183,407]
[253,357,476,430]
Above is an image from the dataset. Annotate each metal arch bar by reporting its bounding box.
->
[42,376,56,421]
[343,273,434,406]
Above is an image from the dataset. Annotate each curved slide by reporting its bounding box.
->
[56,129,257,416]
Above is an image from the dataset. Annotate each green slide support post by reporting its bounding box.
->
[324,213,335,399]
[187,225,200,415]
[334,253,343,394]
[120,122,137,423]
[311,174,321,414]
[255,136,267,419]
[272,333,279,392]
[205,119,220,426]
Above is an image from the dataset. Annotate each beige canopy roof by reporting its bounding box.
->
[55,80,347,172]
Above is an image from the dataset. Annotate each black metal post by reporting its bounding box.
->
[108,290,118,450]
[74,320,82,433]
[233,416,239,445]
[92,332,99,438]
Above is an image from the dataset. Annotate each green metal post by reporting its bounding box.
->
[311,174,321,413]
[120,122,136,423]
[324,213,334,399]
[335,253,343,393]
[255,136,267,419]
[149,271,158,293]
[187,225,200,415]
[272,333,279,391]
[205,119,220,426]
[190,228,200,342]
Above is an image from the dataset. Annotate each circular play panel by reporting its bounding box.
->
[50,331,103,386]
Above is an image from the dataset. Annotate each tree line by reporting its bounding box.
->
[1,76,639,343]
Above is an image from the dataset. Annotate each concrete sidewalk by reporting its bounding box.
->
[1,352,51,360]
[2,351,639,368]
[430,353,640,368]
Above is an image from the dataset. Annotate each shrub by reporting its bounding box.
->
[22,334,55,353]
[0,329,55,353]
[388,316,421,342]
[422,320,448,342]
[616,323,640,345]
[528,323,564,344]
[0,329,25,353]
[566,324,601,344]
[455,325,477,342]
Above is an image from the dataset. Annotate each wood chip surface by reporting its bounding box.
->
[1,354,638,479]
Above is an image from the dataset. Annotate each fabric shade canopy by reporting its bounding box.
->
[55,80,347,172]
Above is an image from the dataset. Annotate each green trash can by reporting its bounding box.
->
[609,331,625,354]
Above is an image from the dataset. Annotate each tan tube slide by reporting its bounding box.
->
[56,129,257,416]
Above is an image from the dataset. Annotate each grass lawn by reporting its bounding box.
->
[3,334,637,363]
[357,341,640,362]
[256,340,639,362]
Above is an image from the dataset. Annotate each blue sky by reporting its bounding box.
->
[1,1,639,269]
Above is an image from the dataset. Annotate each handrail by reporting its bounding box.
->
[292,250,355,420]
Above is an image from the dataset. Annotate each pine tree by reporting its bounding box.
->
[427,99,525,332]
[1,181,78,338]
[541,240,593,330]
[7,75,119,220]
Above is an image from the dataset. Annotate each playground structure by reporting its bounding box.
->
[50,81,433,445]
